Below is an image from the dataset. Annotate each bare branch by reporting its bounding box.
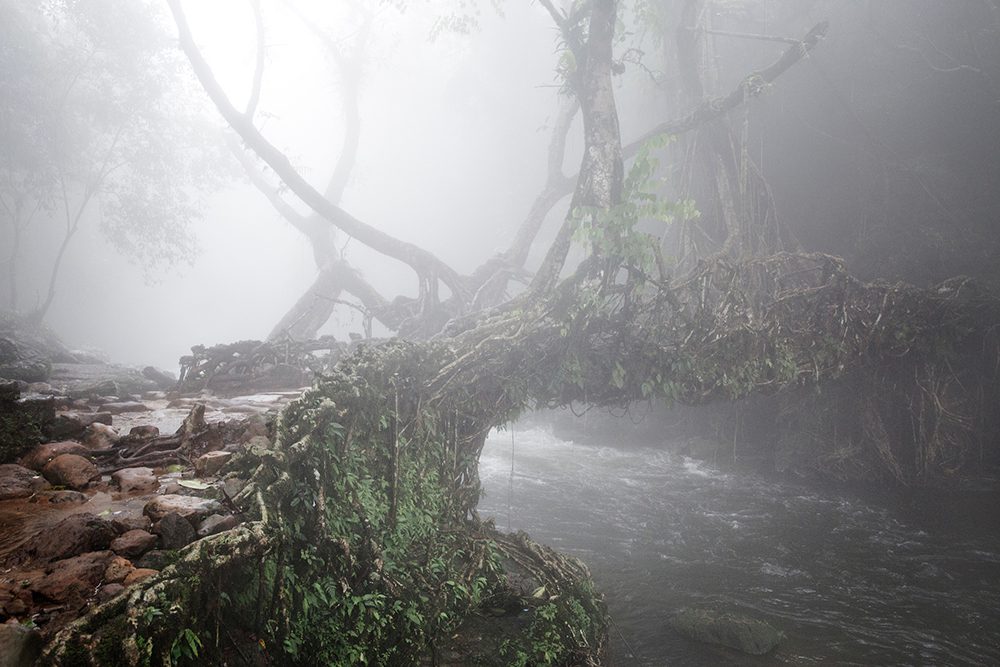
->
[245,0,265,118]
[166,0,469,303]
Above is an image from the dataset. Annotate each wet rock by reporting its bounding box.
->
[46,412,113,441]
[19,440,90,471]
[110,529,158,558]
[41,453,98,490]
[96,401,150,415]
[42,490,88,505]
[97,582,125,603]
[111,467,159,494]
[103,555,135,584]
[143,494,223,523]
[25,513,117,561]
[32,551,113,604]
[197,514,238,538]
[670,608,783,655]
[128,424,160,439]
[0,358,50,383]
[0,464,41,500]
[110,513,151,533]
[141,366,176,389]
[26,382,54,395]
[194,450,232,477]
[82,422,119,449]
[123,568,157,586]
[0,620,43,667]
[154,512,196,550]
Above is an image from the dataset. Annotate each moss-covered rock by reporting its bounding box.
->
[670,607,783,655]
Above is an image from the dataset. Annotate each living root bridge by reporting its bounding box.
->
[438,251,1000,483]
[43,252,1000,664]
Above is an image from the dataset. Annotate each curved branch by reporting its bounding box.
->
[166,0,469,303]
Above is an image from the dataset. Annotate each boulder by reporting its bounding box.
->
[197,514,238,538]
[32,551,113,605]
[154,512,195,550]
[41,453,98,490]
[19,440,90,471]
[46,412,113,441]
[111,467,158,494]
[82,422,119,449]
[123,568,157,586]
[0,464,42,500]
[143,494,223,523]
[25,513,117,561]
[110,513,151,533]
[110,529,158,558]
[194,450,232,477]
[141,366,176,389]
[670,608,783,656]
[103,556,135,584]
[96,401,149,415]
[0,621,43,667]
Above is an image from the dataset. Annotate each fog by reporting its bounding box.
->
[6,1,997,372]
[4,2,1000,663]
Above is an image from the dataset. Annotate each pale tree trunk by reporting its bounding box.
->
[532,0,625,294]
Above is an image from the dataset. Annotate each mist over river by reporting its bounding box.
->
[478,426,1000,666]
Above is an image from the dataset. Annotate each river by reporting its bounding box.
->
[477,425,1000,666]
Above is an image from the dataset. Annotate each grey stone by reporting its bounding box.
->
[143,494,222,523]
[153,513,195,550]
[111,467,159,494]
[197,514,238,538]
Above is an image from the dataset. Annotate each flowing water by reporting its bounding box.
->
[477,426,1000,666]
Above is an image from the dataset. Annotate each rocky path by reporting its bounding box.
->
[0,373,306,664]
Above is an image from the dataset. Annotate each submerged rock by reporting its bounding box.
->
[670,607,783,655]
